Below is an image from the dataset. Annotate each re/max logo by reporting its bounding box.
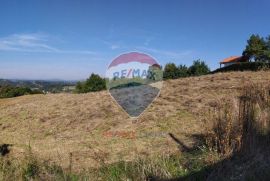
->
[113,69,150,79]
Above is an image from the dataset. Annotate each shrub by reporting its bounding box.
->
[188,60,210,76]
[75,73,106,93]
[205,83,270,156]
[163,63,179,79]
[205,100,241,155]
[177,64,189,78]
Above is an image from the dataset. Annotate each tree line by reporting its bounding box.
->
[163,60,210,80]
[75,60,210,93]
[0,86,42,98]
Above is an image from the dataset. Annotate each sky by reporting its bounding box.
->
[0,0,270,80]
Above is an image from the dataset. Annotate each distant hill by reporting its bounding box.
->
[0,79,77,93]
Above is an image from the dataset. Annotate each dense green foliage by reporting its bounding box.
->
[163,63,179,79]
[177,64,189,78]
[75,73,106,93]
[0,86,42,98]
[212,62,270,73]
[243,34,270,62]
[188,60,210,76]
[163,60,210,79]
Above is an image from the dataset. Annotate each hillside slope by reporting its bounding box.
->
[0,71,270,170]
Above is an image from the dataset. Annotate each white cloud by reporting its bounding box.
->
[101,40,122,50]
[110,44,120,50]
[136,46,193,59]
[143,37,155,46]
[0,33,96,54]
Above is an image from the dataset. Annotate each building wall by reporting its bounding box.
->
[224,62,236,67]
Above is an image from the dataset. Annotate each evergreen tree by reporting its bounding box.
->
[243,34,267,61]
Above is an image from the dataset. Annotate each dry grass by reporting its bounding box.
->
[0,144,217,181]
[205,82,270,156]
[0,71,270,172]
[205,82,270,180]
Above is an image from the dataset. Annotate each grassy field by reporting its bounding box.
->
[0,71,270,180]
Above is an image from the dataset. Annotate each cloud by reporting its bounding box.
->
[136,46,193,59]
[143,37,155,46]
[110,44,120,50]
[0,33,96,54]
[101,40,123,50]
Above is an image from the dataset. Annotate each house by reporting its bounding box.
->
[220,56,249,68]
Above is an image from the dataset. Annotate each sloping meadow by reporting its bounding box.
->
[0,71,270,180]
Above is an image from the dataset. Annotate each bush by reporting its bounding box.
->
[163,60,210,80]
[212,62,270,73]
[177,64,189,78]
[163,63,179,79]
[75,73,106,93]
[188,60,210,76]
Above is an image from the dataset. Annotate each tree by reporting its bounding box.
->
[75,81,84,93]
[163,61,210,80]
[266,36,270,49]
[177,64,189,77]
[188,60,210,76]
[264,36,270,62]
[85,73,106,92]
[163,63,179,79]
[243,34,267,62]
[75,73,106,93]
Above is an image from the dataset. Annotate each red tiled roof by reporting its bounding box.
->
[220,56,243,64]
